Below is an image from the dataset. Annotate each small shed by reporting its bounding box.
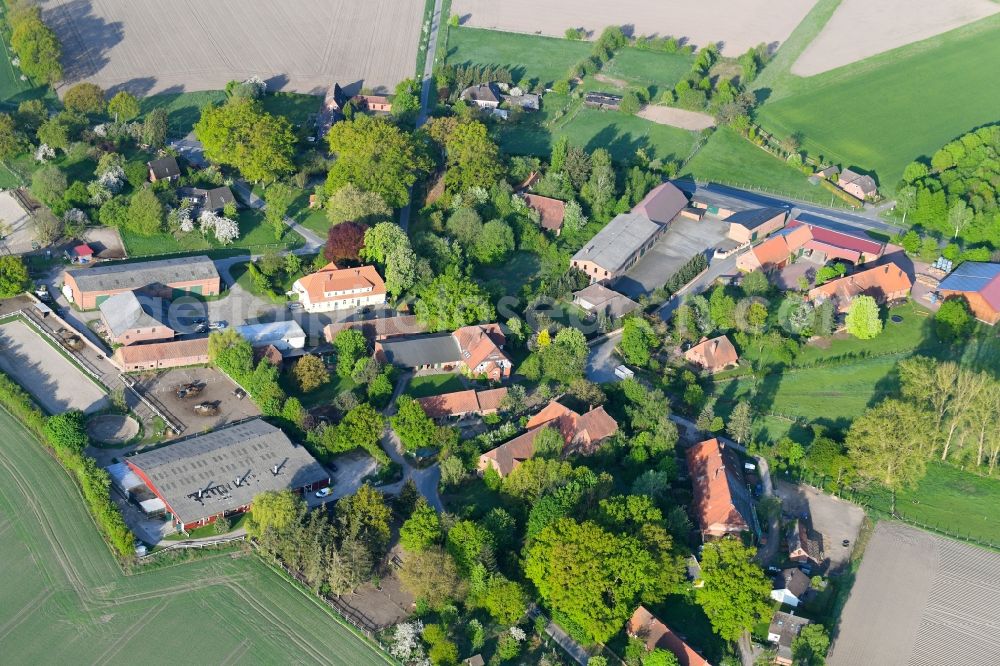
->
[67,243,95,264]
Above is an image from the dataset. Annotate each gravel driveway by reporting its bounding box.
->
[775,479,865,574]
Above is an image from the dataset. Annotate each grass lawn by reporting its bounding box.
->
[683,127,831,204]
[163,512,249,540]
[446,26,591,88]
[712,303,937,439]
[0,404,390,665]
[281,367,356,409]
[601,48,694,98]
[406,373,467,398]
[121,208,303,257]
[299,207,332,236]
[0,10,53,110]
[499,102,699,163]
[853,462,1000,547]
[755,13,1000,191]
[260,91,321,127]
[140,90,227,138]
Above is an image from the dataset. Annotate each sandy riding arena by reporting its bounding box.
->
[792,0,999,76]
[450,0,818,56]
[0,319,108,415]
[637,105,714,131]
[44,0,425,96]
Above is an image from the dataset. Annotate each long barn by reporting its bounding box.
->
[126,418,328,532]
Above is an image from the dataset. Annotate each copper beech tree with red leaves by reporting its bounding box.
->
[324,221,367,264]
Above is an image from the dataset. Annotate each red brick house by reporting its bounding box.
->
[115,337,210,372]
[523,194,566,235]
[147,156,180,183]
[807,262,912,313]
[627,606,711,666]
[686,438,755,539]
[478,399,618,476]
[684,335,739,374]
[838,168,878,201]
[417,387,508,421]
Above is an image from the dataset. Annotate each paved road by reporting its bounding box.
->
[673,180,903,236]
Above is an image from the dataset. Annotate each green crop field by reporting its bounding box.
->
[446,26,591,88]
[755,14,1000,192]
[0,406,390,665]
[683,127,827,203]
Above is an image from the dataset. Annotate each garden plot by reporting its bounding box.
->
[44,0,424,96]
[792,0,999,76]
[451,0,818,56]
[0,319,107,414]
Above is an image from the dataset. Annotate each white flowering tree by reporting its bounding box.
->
[98,165,126,193]
[168,202,194,234]
[34,143,55,162]
[509,626,526,642]
[63,208,89,226]
[389,621,430,665]
[87,181,112,206]
[199,210,240,244]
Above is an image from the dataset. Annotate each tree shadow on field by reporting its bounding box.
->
[583,124,649,161]
[264,73,290,93]
[106,77,156,98]
[43,0,124,81]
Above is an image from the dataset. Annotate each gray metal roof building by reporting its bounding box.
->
[572,212,666,274]
[66,255,219,293]
[99,290,168,339]
[126,418,327,528]
[378,332,462,367]
[725,207,788,230]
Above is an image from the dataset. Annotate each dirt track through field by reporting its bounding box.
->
[451,0,818,56]
[792,0,999,76]
[44,0,424,96]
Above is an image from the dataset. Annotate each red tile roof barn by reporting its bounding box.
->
[417,387,508,419]
[523,194,566,232]
[686,438,752,537]
[627,606,711,666]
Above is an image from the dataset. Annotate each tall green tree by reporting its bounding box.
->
[142,108,168,148]
[845,295,882,340]
[63,83,106,115]
[792,624,830,666]
[107,91,140,121]
[399,497,441,552]
[0,113,26,160]
[620,316,657,366]
[415,266,495,331]
[326,184,391,226]
[525,518,662,644]
[195,98,296,182]
[392,396,438,451]
[360,222,416,297]
[126,186,163,236]
[0,255,30,297]
[846,399,930,491]
[443,120,503,194]
[696,539,772,642]
[246,489,305,539]
[9,3,62,83]
[326,115,431,208]
[263,182,297,239]
[333,328,368,379]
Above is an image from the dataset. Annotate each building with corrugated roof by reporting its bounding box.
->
[63,255,220,310]
[937,262,1000,324]
[126,418,328,531]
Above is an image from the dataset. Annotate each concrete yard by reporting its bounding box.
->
[0,319,108,414]
[793,0,999,76]
[451,0,818,56]
[45,0,425,96]
[132,366,260,434]
[829,522,1000,666]
[775,480,864,574]
[613,217,731,298]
